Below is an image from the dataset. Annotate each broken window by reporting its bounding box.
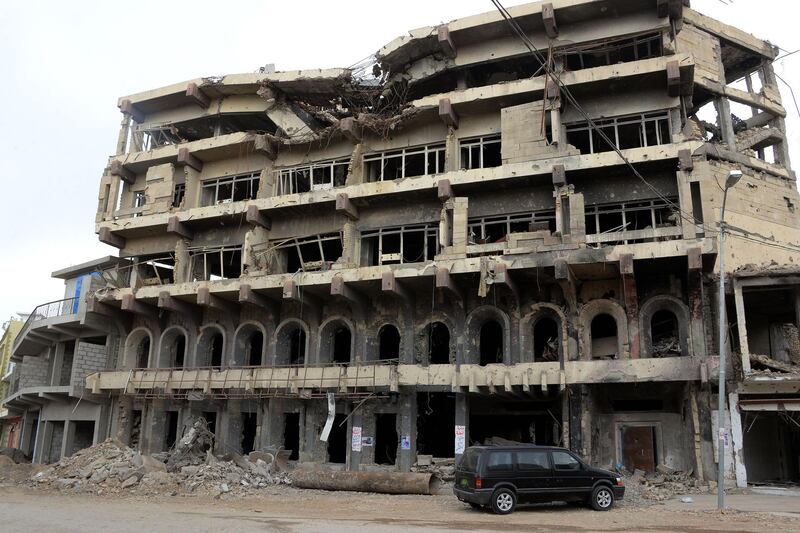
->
[591,314,618,359]
[362,224,439,266]
[200,172,260,206]
[426,322,451,364]
[190,245,242,281]
[533,316,560,362]
[364,143,446,182]
[375,413,398,465]
[172,183,186,208]
[378,325,401,361]
[562,32,663,72]
[275,158,350,195]
[459,135,502,170]
[651,309,681,357]
[584,197,680,244]
[468,210,556,244]
[133,254,175,286]
[272,232,343,273]
[566,111,671,155]
[479,321,504,366]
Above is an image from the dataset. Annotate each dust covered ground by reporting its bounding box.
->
[1,480,799,533]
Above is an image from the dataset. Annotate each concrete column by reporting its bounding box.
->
[62,420,75,459]
[451,198,469,255]
[728,392,748,488]
[34,421,52,464]
[346,144,365,185]
[687,263,707,359]
[444,127,459,172]
[116,114,131,155]
[115,396,134,444]
[144,399,168,454]
[714,97,736,150]
[350,410,363,471]
[50,343,64,386]
[676,171,697,239]
[397,392,417,472]
[621,262,640,359]
[733,281,751,373]
[183,167,202,209]
[454,393,469,463]
[341,221,359,267]
[222,399,243,454]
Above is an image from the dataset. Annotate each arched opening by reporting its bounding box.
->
[533,316,560,362]
[651,309,680,356]
[276,322,307,365]
[197,327,225,367]
[378,325,400,361]
[479,320,503,366]
[160,328,187,368]
[289,329,305,365]
[591,314,618,359]
[332,326,352,364]
[136,337,150,368]
[426,322,450,364]
[247,331,264,366]
[234,324,266,367]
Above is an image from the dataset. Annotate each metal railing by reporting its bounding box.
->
[13,297,79,350]
[114,358,400,400]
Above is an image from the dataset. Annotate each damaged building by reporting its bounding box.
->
[5,0,800,486]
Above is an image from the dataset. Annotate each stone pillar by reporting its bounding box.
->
[144,399,168,454]
[620,254,639,359]
[397,392,417,472]
[454,393,469,463]
[222,399,243,455]
[350,409,363,471]
[62,420,75,459]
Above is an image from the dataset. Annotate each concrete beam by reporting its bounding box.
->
[197,287,238,315]
[335,193,359,220]
[678,149,694,171]
[438,98,459,129]
[282,279,318,307]
[437,25,456,59]
[491,263,519,299]
[381,271,412,303]
[687,247,702,272]
[185,82,210,109]
[254,134,278,160]
[246,205,272,230]
[667,60,681,97]
[436,267,462,301]
[98,227,125,249]
[437,179,454,201]
[339,117,361,143]
[109,160,136,185]
[86,296,119,318]
[167,216,194,239]
[657,0,684,19]
[239,284,275,310]
[119,99,144,123]
[542,3,558,39]
[552,165,566,187]
[177,147,203,172]
[158,291,200,322]
[121,294,159,320]
[330,274,367,309]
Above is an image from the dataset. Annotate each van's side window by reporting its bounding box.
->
[486,452,513,471]
[516,450,550,471]
[552,451,580,471]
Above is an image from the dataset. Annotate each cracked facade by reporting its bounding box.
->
[4,0,800,484]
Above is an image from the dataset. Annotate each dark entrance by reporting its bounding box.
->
[375,413,398,465]
[283,413,300,460]
[328,414,348,464]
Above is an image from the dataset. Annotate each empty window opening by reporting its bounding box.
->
[566,111,671,155]
[70,421,95,457]
[584,197,680,245]
[132,191,146,217]
[136,337,150,368]
[284,413,300,461]
[742,412,800,484]
[591,314,619,359]
[59,341,75,386]
[161,331,186,368]
[271,232,344,273]
[275,158,350,195]
[165,411,179,451]
[241,412,257,455]
[562,33,663,72]
[130,410,142,450]
[364,143,445,182]
[332,326,352,364]
[533,317,560,362]
[200,172,260,206]
[621,425,657,473]
[427,322,451,364]
[690,182,705,237]
[247,331,263,366]
[469,210,556,245]
[198,329,225,367]
[460,135,502,170]
[417,393,455,457]
[479,321,504,366]
[289,329,306,365]
[469,398,562,446]
[210,333,223,367]
[362,224,439,266]
[129,254,175,287]
[172,183,186,208]
[379,325,401,361]
[651,310,681,357]
[190,246,242,281]
[47,421,65,463]
[375,413,398,465]
[328,413,348,464]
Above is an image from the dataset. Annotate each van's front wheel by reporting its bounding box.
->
[591,485,615,511]
[491,488,517,515]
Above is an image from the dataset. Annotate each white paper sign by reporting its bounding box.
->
[455,425,466,454]
[351,426,363,452]
[320,393,335,442]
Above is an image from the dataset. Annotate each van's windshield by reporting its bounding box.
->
[459,448,480,472]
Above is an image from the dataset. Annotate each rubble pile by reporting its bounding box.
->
[623,466,712,504]
[28,421,290,496]
[411,455,455,482]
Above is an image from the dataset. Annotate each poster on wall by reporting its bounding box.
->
[401,435,411,450]
[455,425,466,454]
[351,426,362,452]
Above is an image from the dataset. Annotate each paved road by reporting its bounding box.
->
[1,485,799,533]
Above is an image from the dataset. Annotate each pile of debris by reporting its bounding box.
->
[622,466,711,504]
[28,419,290,496]
[411,455,455,482]
[0,447,29,465]
[750,353,800,375]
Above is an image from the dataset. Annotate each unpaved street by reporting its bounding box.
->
[1,484,799,533]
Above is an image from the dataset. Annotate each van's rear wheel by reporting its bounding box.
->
[591,486,614,511]
[491,488,517,515]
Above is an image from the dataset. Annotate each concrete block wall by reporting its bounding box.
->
[18,355,50,389]
[71,341,109,390]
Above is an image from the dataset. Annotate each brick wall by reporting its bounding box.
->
[19,355,50,389]
[71,341,109,389]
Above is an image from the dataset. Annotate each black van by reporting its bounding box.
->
[453,445,625,514]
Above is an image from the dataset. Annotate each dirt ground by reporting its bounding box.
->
[1,481,799,533]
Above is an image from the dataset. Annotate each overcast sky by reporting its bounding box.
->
[0,0,797,327]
